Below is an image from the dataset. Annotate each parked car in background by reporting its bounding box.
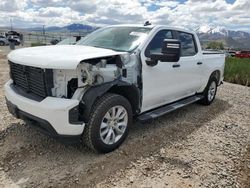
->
[8,35,20,45]
[228,51,236,57]
[50,39,60,45]
[235,51,250,58]
[0,35,9,46]
[6,30,21,37]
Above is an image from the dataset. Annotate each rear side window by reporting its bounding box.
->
[178,32,197,57]
[145,30,173,57]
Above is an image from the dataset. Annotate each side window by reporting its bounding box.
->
[145,30,173,57]
[178,32,197,57]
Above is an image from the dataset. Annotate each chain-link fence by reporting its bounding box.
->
[23,31,90,46]
[0,29,90,46]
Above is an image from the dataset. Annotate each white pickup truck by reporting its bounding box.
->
[5,25,225,153]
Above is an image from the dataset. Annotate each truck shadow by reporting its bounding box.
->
[0,98,231,187]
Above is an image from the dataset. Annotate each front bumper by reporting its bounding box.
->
[4,80,85,136]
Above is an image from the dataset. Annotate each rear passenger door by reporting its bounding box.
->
[176,31,203,97]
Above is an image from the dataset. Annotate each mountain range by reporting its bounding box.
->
[197,25,250,49]
[28,23,96,32]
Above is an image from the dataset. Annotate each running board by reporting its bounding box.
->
[137,95,203,123]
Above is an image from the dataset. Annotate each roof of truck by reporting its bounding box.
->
[108,24,195,34]
[108,24,155,28]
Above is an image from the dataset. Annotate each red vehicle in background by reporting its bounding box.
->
[235,51,250,58]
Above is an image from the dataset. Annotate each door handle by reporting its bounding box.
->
[197,62,203,65]
[172,64,180,68]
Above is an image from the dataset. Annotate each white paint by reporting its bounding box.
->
[140,26,225,112]
[4,80,85,135]
[4,25,225,136]
[7,45,126,69]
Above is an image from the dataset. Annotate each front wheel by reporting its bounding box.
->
[199,77,218,105]
[82,93,132,153]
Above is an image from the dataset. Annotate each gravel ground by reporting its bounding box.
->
[0,46,249,188]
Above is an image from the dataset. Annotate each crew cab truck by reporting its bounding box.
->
[5,25,225,153]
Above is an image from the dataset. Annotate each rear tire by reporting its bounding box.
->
[199,77,218,105]
[82,93,132,153]
[0,41,4,46]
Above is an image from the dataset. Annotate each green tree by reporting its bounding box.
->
[207,41,224,50]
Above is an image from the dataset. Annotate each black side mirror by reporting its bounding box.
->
[146,39,181,66]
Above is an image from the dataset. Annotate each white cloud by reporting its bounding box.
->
[38,7,69,17]
[0,0,28,12]
[29,0,64,7]
[0,0,249,32]
[68,0,97,13]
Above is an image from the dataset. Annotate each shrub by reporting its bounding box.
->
[207,41,224,50]
[224,57,250,86]
[31,42,46,47]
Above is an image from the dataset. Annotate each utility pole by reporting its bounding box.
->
[43,25,45,35]
[43,25,46,44]
[10,18,13,31]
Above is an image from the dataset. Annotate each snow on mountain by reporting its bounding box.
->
[197,25,250,39]
[197,25,229,36]
[198,25,212,33]
[197,25,250,49]
[210,26,228,35]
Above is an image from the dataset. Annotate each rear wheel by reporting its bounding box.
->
[0,41,5,46]
[82,93,132,153]
[199,77,218,105]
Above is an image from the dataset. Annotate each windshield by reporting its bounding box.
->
[77,27,152,52]
[57,37,77,45]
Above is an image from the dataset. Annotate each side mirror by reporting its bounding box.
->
[146,39,181,66]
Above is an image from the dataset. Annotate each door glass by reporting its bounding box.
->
[145,30,173,57]
[178,32,197,57]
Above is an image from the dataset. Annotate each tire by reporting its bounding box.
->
[82,93,133,153]
[0,41,4,46]
[199,77,218,105]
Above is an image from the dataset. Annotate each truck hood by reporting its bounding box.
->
[7,45,126,69]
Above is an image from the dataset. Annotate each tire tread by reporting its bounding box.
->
[82,93,131,153]
[199,77,218,105]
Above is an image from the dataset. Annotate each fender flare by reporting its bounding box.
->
[80,79,133,122]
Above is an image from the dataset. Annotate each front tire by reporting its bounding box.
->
[199,77,218,105]
[82,93,132,153]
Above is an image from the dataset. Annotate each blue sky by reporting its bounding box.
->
[0,0,249,32]
[225,0,236,4]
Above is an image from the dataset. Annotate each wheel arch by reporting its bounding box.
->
[199,69,221,94]
[80,80,141,123]
[210,70,221,85]
[108,84,140,115]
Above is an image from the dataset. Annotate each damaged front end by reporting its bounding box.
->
[53,52,141,123]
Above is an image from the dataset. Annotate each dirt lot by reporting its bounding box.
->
[0,46,249,188]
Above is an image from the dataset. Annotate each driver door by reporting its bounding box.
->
[141,29,185,112]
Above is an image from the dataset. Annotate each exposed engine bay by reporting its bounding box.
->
[52,53,140,99]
